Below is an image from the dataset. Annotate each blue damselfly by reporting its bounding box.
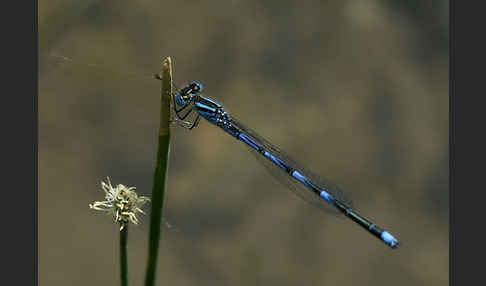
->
[170,81,399,249]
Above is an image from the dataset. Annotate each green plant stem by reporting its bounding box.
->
[145,57,172,286]
[120,225,128,286]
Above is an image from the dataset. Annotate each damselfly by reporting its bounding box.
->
[170,81,399,249]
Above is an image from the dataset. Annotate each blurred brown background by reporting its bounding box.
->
[39,0,448,285]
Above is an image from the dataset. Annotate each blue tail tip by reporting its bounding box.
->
[381,231,399,248]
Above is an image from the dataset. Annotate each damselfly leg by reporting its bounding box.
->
[170,83,202,129]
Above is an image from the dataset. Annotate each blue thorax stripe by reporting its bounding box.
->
[200,96,222,108]
[195,101,217,113]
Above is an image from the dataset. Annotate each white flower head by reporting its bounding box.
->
[89,177,150,231]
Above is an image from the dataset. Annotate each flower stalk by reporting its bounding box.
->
[120,225,128,286]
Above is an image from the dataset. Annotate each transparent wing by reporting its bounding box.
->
[229,117,353,215]
[45,53,156,81]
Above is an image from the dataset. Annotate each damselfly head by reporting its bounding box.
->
[176,81,204,105]
[189,81,203,93]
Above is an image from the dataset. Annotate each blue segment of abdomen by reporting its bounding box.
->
[239,133,260,151]
[292,170,334,205]
[381,231,398,247]
[263,151,289,172]
[291,171,314,191]
[319,190,334,204]
[239,134,291,172]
